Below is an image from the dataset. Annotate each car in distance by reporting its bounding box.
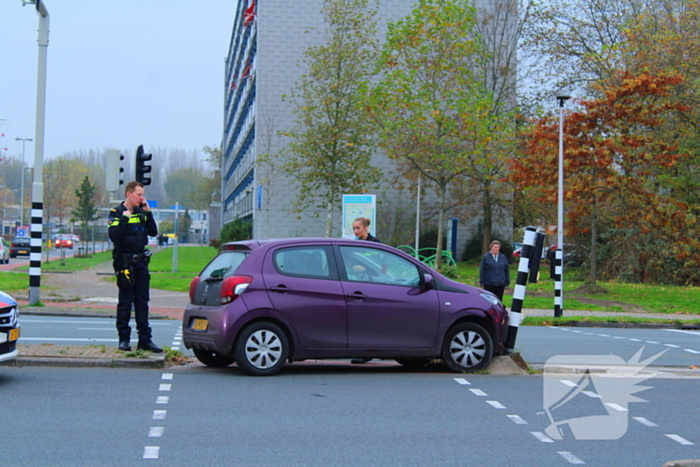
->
[10,237,30,258]
[183,238,509,376]
[54,234,75,249]
[0,238,9,264]
[0,291,20,364]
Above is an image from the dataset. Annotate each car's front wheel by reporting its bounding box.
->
[235,322,289,376]
[441,323,493,373]
[193,348,235,368]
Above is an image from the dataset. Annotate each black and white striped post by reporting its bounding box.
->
[554,248,563,317]
[29,202,43,304]
[504,226,537,355]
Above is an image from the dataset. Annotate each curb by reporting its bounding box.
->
[10,355,166,369]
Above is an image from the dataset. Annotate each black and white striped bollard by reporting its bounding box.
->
[504,226,537,355]
[554,248,563,317]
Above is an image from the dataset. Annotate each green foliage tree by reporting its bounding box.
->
[366,0,505,269]
[159,219,174,234]
[283,0,382,237]
[70,175,99,240]
[164,168,205,208]
[190,145,222,210]
[179,209,192,242]
[220,217,253,244]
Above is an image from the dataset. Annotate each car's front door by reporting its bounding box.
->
[262,245,347,348]
[337,245,440,349]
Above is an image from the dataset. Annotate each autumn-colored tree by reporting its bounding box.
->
[283,0,382,237]
[512,72,699,284]
[366,0,506,268]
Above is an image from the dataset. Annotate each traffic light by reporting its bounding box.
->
[135,145,152,185]
[105,149,125,192]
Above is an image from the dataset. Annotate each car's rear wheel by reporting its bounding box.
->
[395,358,432,368]
[235,322,289,376]
[441,323,493,373]
[193,348,235,368]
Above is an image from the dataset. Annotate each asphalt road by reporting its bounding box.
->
[17,316,700,367]
[1,365,698,467]
[517,326,700,367]
[18,315,190,356]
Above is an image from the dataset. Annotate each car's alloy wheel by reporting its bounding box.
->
[235,322,289,376]
[193,348,235,368]
[442,323,493,373]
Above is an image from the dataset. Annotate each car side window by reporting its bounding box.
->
[339,246,421,287]
[274,247,331,278]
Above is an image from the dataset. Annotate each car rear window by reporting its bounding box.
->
[13,238,30,246]
[200,251,248,279]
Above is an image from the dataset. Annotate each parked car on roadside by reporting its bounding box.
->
[0,238,9,264]
[10,237,30,258]
[0,237,10,264]
[54,234,75,249]
[183,238,510,376]
[0,291,20,363]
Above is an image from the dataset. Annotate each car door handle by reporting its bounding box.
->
[270,285,292,293]
[346,292,367,299]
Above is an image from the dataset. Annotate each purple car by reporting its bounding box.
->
[183,238,509,376]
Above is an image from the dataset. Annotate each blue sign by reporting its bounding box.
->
[17,229,26,237]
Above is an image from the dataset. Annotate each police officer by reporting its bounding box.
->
[108,181,162,352]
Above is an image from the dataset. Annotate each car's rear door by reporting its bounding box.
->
[337,245,440,349]
[262,244,347,348]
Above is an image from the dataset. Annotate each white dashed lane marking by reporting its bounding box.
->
[633,417,658,427]
[531,432,555,443]
[453,378,470,385]
[558,451,586,464]
[666,434,695,445]
[143,446,160,459]
[145,373,175,460]
[507,414,528,425]
[486,400,506,409]
[469,388,487,396]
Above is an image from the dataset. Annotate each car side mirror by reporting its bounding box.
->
[423,273,434,289]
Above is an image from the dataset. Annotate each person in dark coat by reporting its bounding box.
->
[479,240,510,301]
[108,181,161,353]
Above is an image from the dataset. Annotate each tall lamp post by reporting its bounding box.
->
[23,0,50,306]
[15,137,33,230]
[555,94,570,318]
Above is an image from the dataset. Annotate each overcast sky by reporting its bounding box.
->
[1,1,235,167]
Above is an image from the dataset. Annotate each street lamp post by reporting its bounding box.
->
[555,95,570,318]
[23,0,50,306]
[15,137,33,230]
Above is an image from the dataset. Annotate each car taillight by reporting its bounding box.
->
[189,276,201,303]
[220,275,253,304]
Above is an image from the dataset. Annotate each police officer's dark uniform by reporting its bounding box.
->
[108,200,160,352]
